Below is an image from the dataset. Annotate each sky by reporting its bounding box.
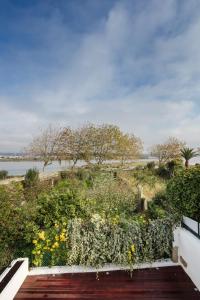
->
[0,0,200,152]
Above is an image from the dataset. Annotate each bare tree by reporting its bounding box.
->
[151,137,185,165]
[26,125,61,171]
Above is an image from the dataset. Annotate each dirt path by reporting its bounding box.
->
[0,171,60,185]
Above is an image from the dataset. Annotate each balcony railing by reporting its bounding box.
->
[182,216,200,240]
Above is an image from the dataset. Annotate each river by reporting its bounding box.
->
[0,160,78,176]
[0,157,200,176]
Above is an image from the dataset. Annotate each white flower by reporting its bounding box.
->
[91,214,105,226]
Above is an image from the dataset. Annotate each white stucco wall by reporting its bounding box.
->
[174,227,200,290]
[29,259,178,275]
[0,258,28,300]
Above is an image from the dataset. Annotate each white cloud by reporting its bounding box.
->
[1,0,200,151]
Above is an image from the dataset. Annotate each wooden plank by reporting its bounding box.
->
[14,266,200,300]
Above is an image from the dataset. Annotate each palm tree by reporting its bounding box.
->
[180,147,198,168]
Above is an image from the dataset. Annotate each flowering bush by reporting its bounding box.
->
[31,215,173,268]
[32,222,68,266]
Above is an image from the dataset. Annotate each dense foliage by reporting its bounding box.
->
[0,166,176,269]
[166,166,200,221]
[24,168,39,187]
[31,216,173,268]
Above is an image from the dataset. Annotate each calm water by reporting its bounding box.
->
[0,160,83,176]
[0,157,200,176]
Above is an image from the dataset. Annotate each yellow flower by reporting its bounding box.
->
[37,250,41,255]
[32,239,37,244]
[62,228,67,233]
[128,251,132,261]
[38,231,45,240]
[60,233,66,242]
[54,223,59,228]
[131,244,135,253]
[55,235,59,241]
[33,260,40,267]
[52,242,59,248]
[63,222,67,226]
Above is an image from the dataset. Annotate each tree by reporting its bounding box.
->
[27,123,143,168]
[151,137,185,165]
[88,124,121,165]
[180,147,198,168]
[116,133,143,165]
[26,126,61,171]
[58,125,92,168]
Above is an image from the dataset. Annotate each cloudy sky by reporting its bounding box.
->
[1,0,200,152]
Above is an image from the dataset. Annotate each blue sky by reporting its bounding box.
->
[0,0,200,151]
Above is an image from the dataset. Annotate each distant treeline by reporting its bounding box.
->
[26,123,143,170]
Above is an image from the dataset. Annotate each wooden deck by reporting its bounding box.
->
[15,266,200,300]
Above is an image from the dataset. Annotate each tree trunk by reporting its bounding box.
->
[185,160,189,168]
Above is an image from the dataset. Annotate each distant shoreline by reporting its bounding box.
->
[0,158,42,162]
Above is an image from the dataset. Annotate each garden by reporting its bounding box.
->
[0,155,200,270]
[0,166,171,268]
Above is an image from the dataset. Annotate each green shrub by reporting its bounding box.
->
[60,170,68,179]
[166,160,184,177]
[156,165,169,179]
[146,161,156,170]
[152,191,168,207]
[135,165,144,171]
[35,185,85,227]
[0,246,14,269]
[0,183,37,268]
[75,168,94,187]
[67,217,173,268]
[0,165,175,269]
[148,202,167,219]
[166,166,200,221]
[147,191,168,219]
[131,168,158,187]
[156,161,184,179]
[83,173,137,219]
[31,216,174,268]
[0,170,8,180]
[24,168,39,187]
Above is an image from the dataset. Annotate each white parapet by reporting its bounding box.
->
[174,225,200,291]
[29,259,178,276]
[0,258,28,300]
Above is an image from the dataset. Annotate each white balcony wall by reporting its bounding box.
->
[0,258,28,300]
[174,225,200,290]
